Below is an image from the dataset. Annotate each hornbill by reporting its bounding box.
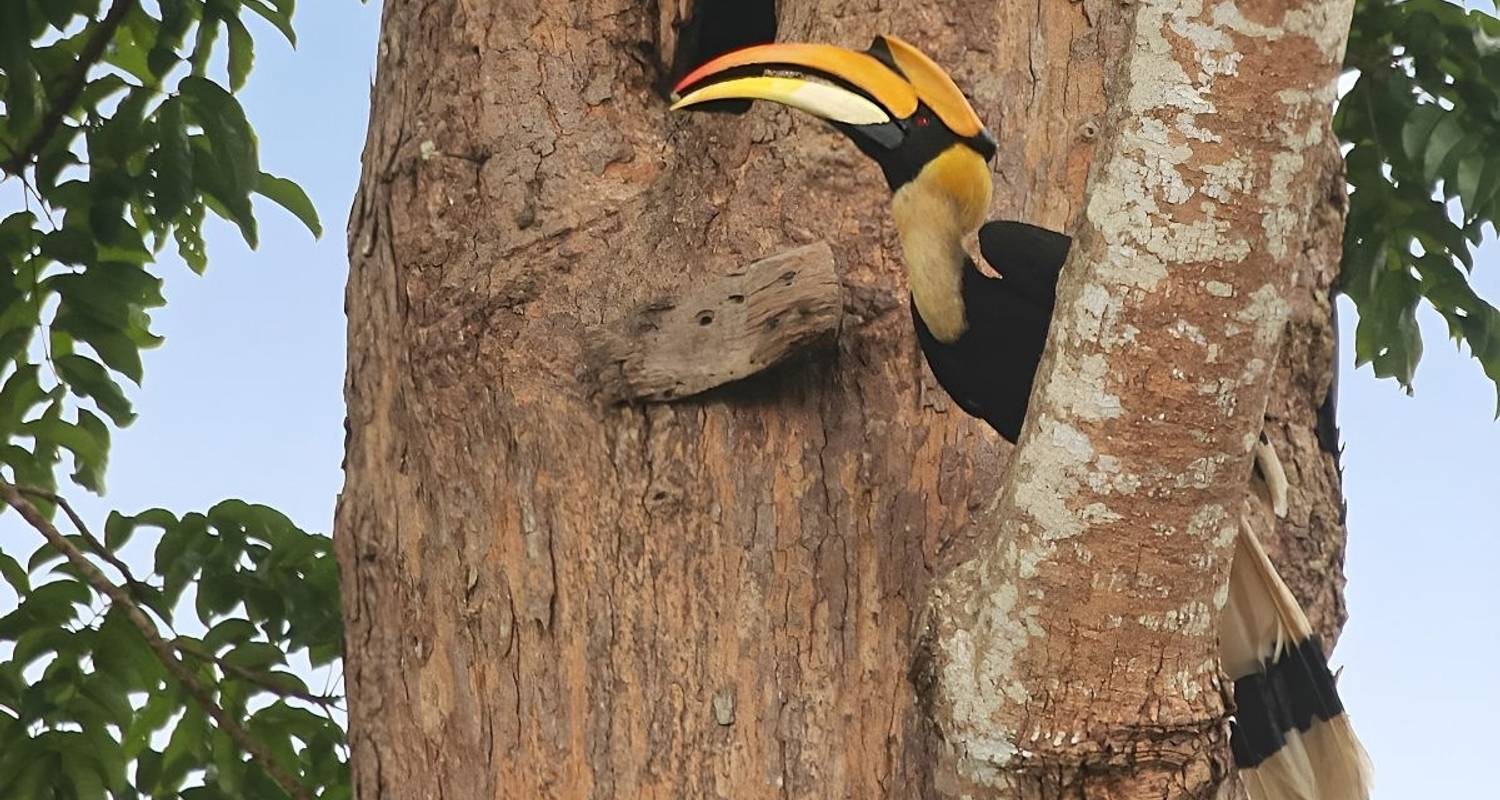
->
[673,35,1370,800]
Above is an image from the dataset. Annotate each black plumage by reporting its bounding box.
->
[911,220,1070,442]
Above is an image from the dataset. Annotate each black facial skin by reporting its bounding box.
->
[834,108,995,191]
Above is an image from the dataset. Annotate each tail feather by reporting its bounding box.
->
[1252,432,1290,519]
[1222,517,1371,800]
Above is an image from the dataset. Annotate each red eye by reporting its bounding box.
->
[914,115,930,127]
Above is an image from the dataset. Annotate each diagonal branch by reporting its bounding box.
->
[0,0,138,178]
[0,481,314,800]
[15,485,145,592]
[175,638,346,711]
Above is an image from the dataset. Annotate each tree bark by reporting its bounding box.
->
[337,1,1353,798]
[920,1,1355,796]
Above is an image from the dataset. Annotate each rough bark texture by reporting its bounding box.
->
[338,1,1353,798]
[920,1,1355,797]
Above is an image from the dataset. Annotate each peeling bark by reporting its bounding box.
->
[585,242,842,405]
[337,1,1354,798]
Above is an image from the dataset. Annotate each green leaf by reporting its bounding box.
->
[148,0,196,78]
[19,538,55,575]
[0,365,45,435]
[1422,114,1467,184]
[36,0,74,31]
[190,11,222,77]
[55,354,135,426]
[0,3,40,136]
[194,141,260,248]
[177,75,261,247]
[226,15,255,92]
[156,705,206,793]
[105,15,157,86]
[243,0,297,46]
[64,750,108,800]
[123,688,177,760]
[256,172,322,237]
[224,642,288,671]
[178,78,259,189]
[1455,153,1485,213]
[134,750,163,793]
[1401,105,1443,171]
[79,671,135,730]
[19,580,92,622]
[7,756,56,800]
[154,96,194,222]
[256,670,312,697]
[203,618,257,652]
[53,310,147,385]
[174,199,209,272]
[211,728,245,796]
[23,412,109,494]
[13,624,80,669]
[39,227,98,265]
[0,551,29,594]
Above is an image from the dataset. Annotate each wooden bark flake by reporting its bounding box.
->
[585,241,841,405]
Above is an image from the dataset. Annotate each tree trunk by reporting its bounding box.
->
[918,1,1354,796]
[337,1,1353,798]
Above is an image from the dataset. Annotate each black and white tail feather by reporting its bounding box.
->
[1225,442,1371,800]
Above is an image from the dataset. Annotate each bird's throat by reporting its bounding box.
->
[892,185,971,344]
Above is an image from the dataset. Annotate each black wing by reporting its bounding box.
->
[908,258,1054,442]
[977,220,1071,307]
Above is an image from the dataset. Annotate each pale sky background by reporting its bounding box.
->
[2,3,1498,798]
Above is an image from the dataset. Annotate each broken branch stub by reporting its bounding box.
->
[586,241,842,404]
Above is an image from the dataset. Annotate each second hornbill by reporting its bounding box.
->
[673,35,1370,800]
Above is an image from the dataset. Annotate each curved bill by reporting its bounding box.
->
[671,42,918,120]
[671,76,891,126]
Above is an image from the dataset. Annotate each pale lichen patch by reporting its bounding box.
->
[1235,284,1291,346]
[1186,503,1229,539]
[1204,280,1233,297]
[1045,354,1124,421]
[1200,156,1251,201]
[1137,598,1214,636]
[937,589,1034,774]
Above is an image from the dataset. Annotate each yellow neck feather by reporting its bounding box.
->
[890,146,993,343]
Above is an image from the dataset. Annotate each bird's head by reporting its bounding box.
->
[671,34,995,238]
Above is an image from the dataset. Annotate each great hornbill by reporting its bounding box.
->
[673,35,1370,800]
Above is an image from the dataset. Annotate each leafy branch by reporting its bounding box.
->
[1337,0,1500,402]
[1,482,314,800]
[0,0,138,178]
[0,1,343,797]
[16,485,146,594]
[176,638,345,712]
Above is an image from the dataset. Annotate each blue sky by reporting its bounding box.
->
[3,3,1497,796]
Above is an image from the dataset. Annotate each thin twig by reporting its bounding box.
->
[1,0,139,178]
[16,485,144,591]
[175,638,345,711]
[0,482,314,800]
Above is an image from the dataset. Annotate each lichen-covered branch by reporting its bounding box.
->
[920,1,1356,796]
